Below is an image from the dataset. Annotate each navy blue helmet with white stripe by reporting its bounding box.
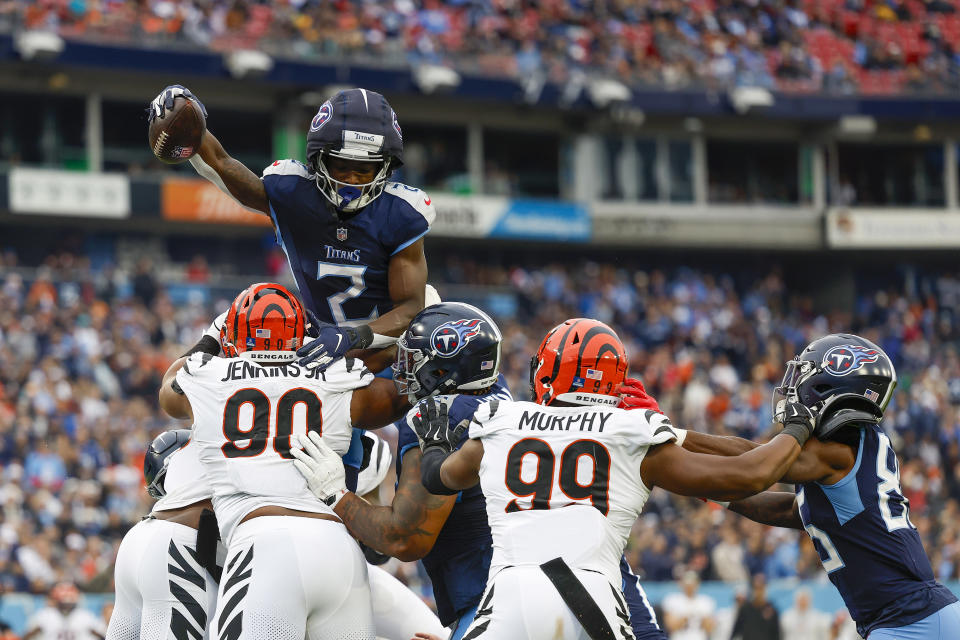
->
[143,429,192,498]
[305,88,404,213]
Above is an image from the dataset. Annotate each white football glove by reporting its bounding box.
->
[290,431,348,508]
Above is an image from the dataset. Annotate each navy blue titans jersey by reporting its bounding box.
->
[262,160,434,326]
[797,424,957,637]
[396,375,512,625]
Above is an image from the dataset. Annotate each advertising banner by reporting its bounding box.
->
[430,194,590,242]
[827,208,960,248]
[9,168,130,218]
[162,179,271,227]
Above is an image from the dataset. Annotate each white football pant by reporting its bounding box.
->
[107,518,218,640]
[214,516,374,640]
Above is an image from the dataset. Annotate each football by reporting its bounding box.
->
[148,96,205,164]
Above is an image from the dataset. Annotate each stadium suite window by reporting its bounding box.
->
[101,101,272,174]
[392,123,467,194]
[707,140,799,204]
[836,143,944,206]
[0,92,85,169]
[600,137,658,201]
[483,129,559,197]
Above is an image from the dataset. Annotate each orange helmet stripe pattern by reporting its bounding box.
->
[530,318,628,406]
[221,283,306,361]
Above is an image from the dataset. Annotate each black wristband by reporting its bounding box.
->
[420,446,459,495]
[182,335,221,359]
[353,324,374,350]
[781,422,812,447]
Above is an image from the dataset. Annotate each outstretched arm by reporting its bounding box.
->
[334,448,457,561]
[641,434,805,502]
[192,130,270,214]
[728,492,803,529]
[682,431,854,484]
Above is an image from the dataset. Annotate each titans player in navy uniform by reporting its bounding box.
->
[148,85,433,372]
[716,334,960,639]
[293,303,670,640]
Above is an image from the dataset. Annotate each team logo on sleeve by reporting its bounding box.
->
[431,319,483,356]
[310,101,332,132]
[822,344,881,376]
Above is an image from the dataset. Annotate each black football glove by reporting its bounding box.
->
[779,401,816,447]
[411,396,466,454]
[147,85,208,123]
[296,313,373,371]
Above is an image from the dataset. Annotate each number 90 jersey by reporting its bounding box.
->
[467,400,679,586]
[175,353,374,543]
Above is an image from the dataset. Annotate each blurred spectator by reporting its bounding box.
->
[662,571,717,640]
[781,588,831,640]
[13,0,960,95]
[731,573,781,640]
[23,582,104,640]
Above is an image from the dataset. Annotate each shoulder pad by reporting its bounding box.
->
[262,159,313,179]
[384,182,436,226]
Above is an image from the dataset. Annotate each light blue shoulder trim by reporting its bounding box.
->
[818,430,865,526]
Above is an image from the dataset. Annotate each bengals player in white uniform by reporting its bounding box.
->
[158,283,409,640]
[108,430,219,640]
[413,318,819,640]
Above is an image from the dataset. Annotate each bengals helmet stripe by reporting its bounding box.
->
[531,318,628,407]
[221,283,306,362]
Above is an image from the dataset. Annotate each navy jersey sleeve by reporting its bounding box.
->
[381,182,435,255]
[261,160,314,224]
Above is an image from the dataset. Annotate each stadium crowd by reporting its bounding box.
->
[1,245,959,636]
[6,0,960,95]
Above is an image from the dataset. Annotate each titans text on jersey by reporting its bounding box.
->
[262,160,435,327]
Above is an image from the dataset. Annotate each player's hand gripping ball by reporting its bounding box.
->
[147,85,207,164]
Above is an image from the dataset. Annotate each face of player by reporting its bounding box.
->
[325,156,379,185]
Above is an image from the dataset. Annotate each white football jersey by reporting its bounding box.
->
[152,437,212,512]
[175,353,374,542]
[468,400,678,585]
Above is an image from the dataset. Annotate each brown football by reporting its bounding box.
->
[148,96,206,164]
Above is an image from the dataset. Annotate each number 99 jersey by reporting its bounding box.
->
[175,353,374,543]
[467,400,679,587]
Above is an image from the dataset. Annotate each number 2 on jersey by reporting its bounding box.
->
[504,438,611,515]
[222,387,322,459]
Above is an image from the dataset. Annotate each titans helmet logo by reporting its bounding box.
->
[431,319,483,357]
[310,101,332,132]
[822,344,881,376]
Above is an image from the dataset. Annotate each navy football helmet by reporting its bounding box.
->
[394,302,502,401]
[144,429,192,499]
[305,88,404,213]
[773,333,897,440]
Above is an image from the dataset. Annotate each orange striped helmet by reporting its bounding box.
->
[530,318,628,407]
[220,283,307,363]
